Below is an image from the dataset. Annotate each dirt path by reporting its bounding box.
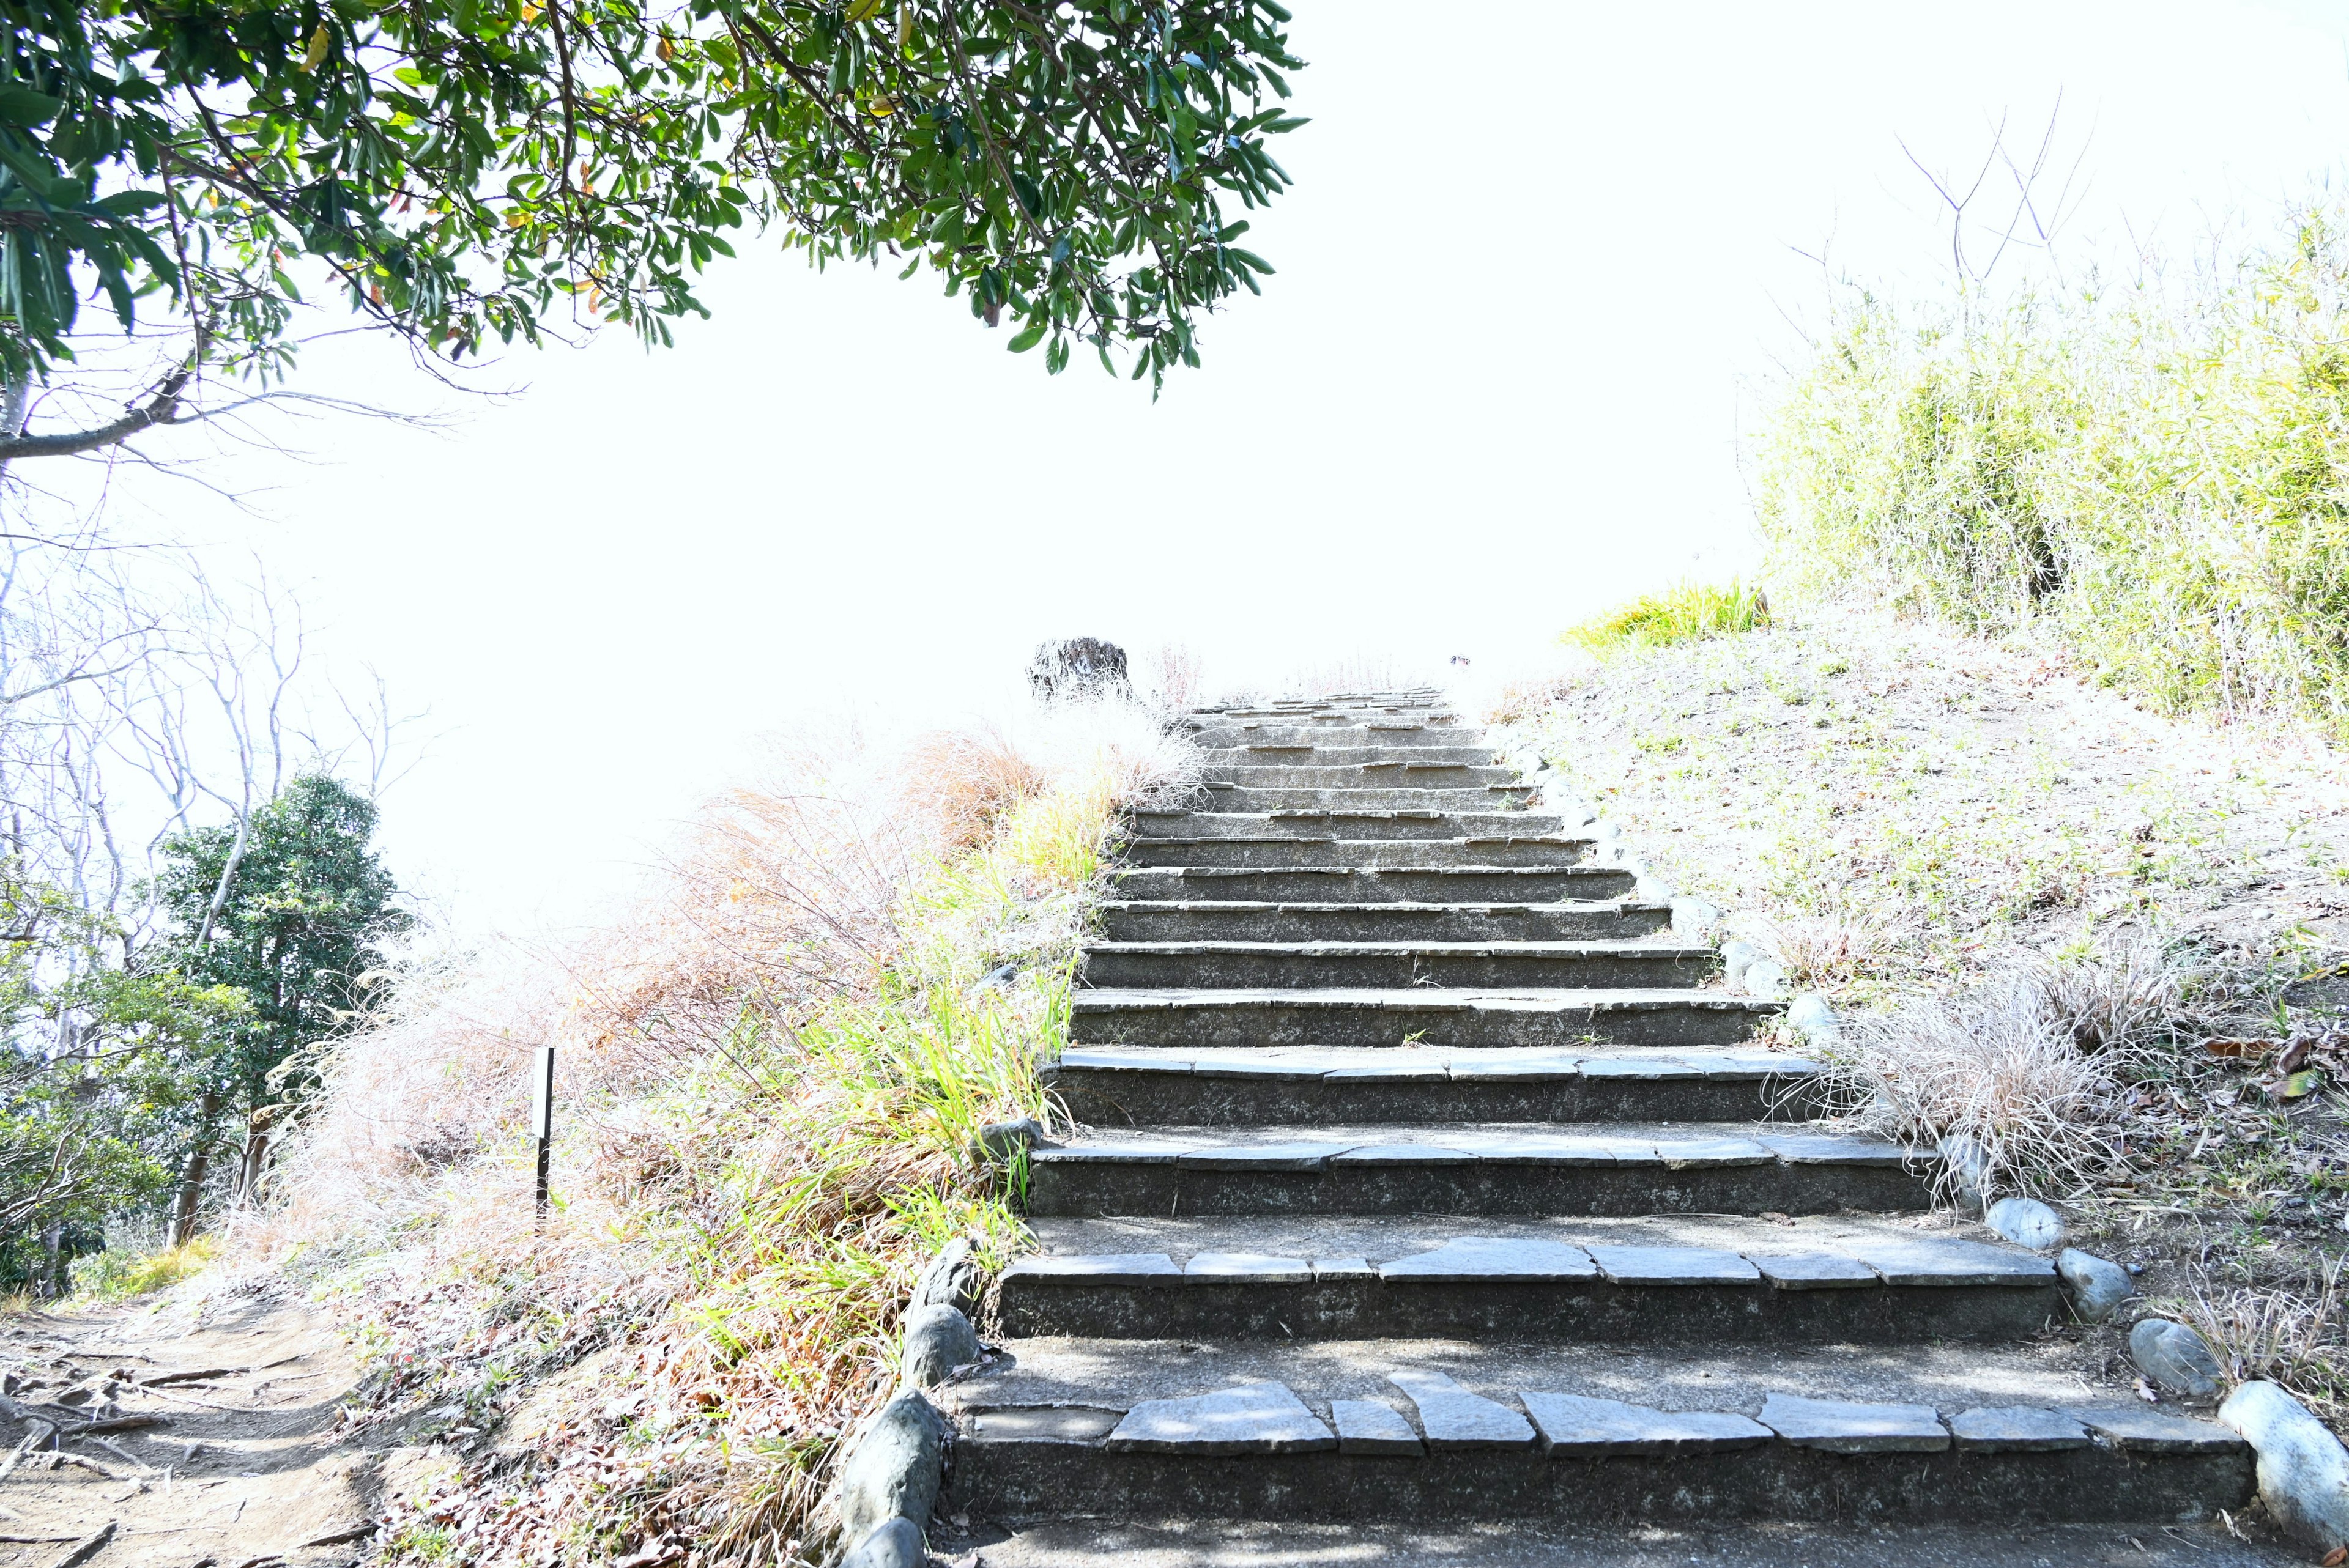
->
[0,1291,380,1568]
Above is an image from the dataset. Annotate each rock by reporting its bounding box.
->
[1671,897,1724,939]
[1785,993,1840,1045]
[2130,1318,2224,1397]
[1985,1196,2068,1251]
[1946,1406,2091,1452]
[837,1394,946,1546]
[1742,958,1792,1000]
[1719,941,1759,991]
[1635,874,1676,904]
[1758,1392,1948,1453]
[839,1517,924,1568]
[1937,1132,1991,1215]
[2056,1248,2136,1323]
[913,1238,982,1314]
[2221,1380,2349,1557]
[1387,1369,1537,1451]
[1106,1381,1335,1455]
[1331,1399,1423,1456]
[1027,638,1130,704]
[897,1304,981,1389]
[1520,1392,1769,1455]
[973,1117,1044,1164]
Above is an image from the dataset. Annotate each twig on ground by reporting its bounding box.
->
[45,1522,114,1568]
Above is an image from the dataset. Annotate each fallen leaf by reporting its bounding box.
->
[2203,1039,2272,1058]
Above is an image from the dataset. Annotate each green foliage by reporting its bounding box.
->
[0,0,1304,394]
[67,1233,215,1297]
[155,774,407,1117]
[1757,201,2349,735]
[1562,581,1772,656]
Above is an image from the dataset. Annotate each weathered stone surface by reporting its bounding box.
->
[1575,1057,1701,1080]
[1002,1253,1181,1284]
[1849,1237,2054,1286]
[1947,1406,2091,1452]
[1377,1237,1597,1281]
[2221,1380,2349,1556]
[1055,1049,1190,1073]
[1106,1381,1335,1455]
[2080,1405,2245,1454]
[1032,1143,1182,1166]
[1754,1134,1912,1167]
[1332,1399,1423,1455]
[1312,1257,1376,1279]
[2055,1248,2134,1322]
[838,1393,946,1544]
[1758,1393,1948,1453]
[1327,1143,1479,1167]
[1182,1252,1312,1285]
[1652,1137,1773,1169]
[1586,1246,1761,1286]
[1173,1142,1350,1170]
[1444,1055,1581,1080]
[1785,992,1840,1045]
[1747,1252,1879,1290]
[1460,1136,1622,1166]
[913,1237,981,1314]
[976,1117,1045,1163]
[1323,1063,1449,1082]
[1985,1196,2068,1251]
[839,1517,924,1568]
[1387,1370,1538,1451]
[1521,1392,1770,1456]
[899,1303,981,1389]
[2131,1318,2224,1397]
[966,1407,1121,1445]
[1028,637,1130,703]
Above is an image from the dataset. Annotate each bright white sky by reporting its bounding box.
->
[73,0,2349,933]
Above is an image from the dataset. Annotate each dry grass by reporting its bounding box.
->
[247,698,1195,1568]
[2180,1261,2349,1422]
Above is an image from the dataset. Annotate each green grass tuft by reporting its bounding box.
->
[69,1236,217,1300]
[1562,582,1771,656]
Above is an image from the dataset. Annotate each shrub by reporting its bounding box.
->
[1757,199,2349,736]
[69,1236,217,1300]
[1562,582,1771,656]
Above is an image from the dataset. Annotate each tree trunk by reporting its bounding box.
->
[236,1105,278,1206]
[170,1090,221,1248]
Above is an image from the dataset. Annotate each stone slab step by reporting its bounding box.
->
[1047,1045,1820,1125]
[1130,810,1565,843]
[1190,725,1472,750]
[1074,988,1779,1049]
[1197,786,1541,813]
[1080,940,1717,991]
[1000,1214,2049,1341]
[1121,837,1597,870]
[1198,764,1520,787]
[1110,867,1638,905]
[1028,1120,1926,1217]
[1217,745,1502,768]
[942,1340,2249,1527]
[1097,900,1671,944]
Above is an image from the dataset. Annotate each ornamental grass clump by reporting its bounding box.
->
[1562,582,1772,657]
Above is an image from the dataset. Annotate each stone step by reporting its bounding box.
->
[999,1214,2046,1341]
[943,1339,2251,1528]
[1204,749,1501,771]
[1132,811,1566,843]
[1120,837,1597,871]
[1096,899,1671,943]
[1074,988,1779,1049]
[1110,867,1638,904]
[1027,1121,1927,1218]
[1080,941,1717,991]
[1198,786,1541,812]
[1047,1045,1821,1125]
[1200,764,1522,786]
[1191,724,1471,750]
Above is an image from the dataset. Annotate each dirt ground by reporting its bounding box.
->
[0,1288,393,1568]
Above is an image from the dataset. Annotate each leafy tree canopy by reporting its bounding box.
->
[0,0,1305,444]
[154,774,406,1115]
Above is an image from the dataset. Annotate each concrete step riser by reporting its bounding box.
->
[1213,747,1499,768]
[1132,814,1566,843]
[1074,999,1772,1050]
[1111,869,1637,904]
[996,1276,2054,1344]
[1049,1071,1818,1126]
[1096,906,1672,942]
[1195,788,1540,813]
[948,1444,2252,1529]
[1201,766,1526,788]
[1121,840,1594,870]
[1080,950,1719,989]
[1192,727,1470,750]
[1027,1163,1926,1219]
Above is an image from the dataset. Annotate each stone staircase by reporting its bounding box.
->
[942,690,2254,1558]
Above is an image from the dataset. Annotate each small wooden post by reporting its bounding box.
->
[528,1045,555,1226]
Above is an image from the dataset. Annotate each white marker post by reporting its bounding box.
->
[529,1045,555,1226]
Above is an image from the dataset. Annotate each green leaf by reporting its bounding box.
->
[1006,320,1047,352]
[0,85,64,129]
